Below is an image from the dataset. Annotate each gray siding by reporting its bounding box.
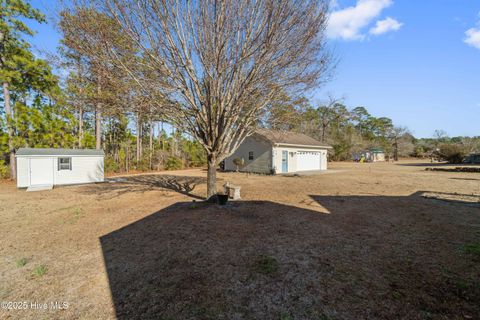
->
[224,136,272,174]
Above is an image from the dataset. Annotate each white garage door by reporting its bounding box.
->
[296,151,321,171]
[30,158,54,186]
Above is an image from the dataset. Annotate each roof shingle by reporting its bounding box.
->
[254,129,331,148]
[16,148,104,156]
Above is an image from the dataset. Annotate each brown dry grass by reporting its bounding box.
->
[0,160,479,319]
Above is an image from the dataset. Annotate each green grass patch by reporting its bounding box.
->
[16,258,27,267]
[462,243,480,260]
[253,255,279,275]
[456,280,470,291]
[280,312,292,320]
[392,291,402,299]
[73,207,83,217]
[61,207,84,224]
[32,265,47,277]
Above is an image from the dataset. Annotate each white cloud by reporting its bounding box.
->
[327,0,394,40]
[369,17,403,35]
[464,27,480,49]
[464,12,480,50]
[330,0,339,9]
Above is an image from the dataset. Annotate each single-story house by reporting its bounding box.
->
[353,148,386,162]
[465,153,480,164]
[223,129,332,174]
[16,148,104,188]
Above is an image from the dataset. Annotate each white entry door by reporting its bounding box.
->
[30,158,54,186]
[296,151,321,171]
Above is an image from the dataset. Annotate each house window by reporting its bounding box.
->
[58,157,72,171]
[248,151,254,160]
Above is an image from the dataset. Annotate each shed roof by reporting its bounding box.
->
[254,129,331,148]
[16,148,104,156]
[369,147,385,153]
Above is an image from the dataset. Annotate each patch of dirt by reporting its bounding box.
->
[0,160,480,319]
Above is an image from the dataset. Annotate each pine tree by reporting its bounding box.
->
[0,0,56,179]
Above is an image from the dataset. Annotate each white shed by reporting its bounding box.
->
[352,148,386,162]
[224,129,331,174]
[16,148,104,188]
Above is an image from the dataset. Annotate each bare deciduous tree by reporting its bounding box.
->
[81,0,332,198]
[388,126,410,161]
[316,94,347,142]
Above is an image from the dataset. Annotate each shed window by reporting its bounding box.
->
[58,157,72,171]
[248,151,254,160]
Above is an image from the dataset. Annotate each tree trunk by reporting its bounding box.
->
[394,136,399,161]
[158,122,162,151]
[78,106,83,148]
[149,121,153,152]
[136,114,141,163]
[206,154,218,199]
[321,122,328,142]
[126,144,129,172]
[171,126,176,156]
[139,124,143,160]
[149,120,154,170]
[95,79,102,150]
[95,108,102,149]
[3,82,15,180]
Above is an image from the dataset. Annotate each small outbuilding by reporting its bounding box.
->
[16,148,104,189]
[224,129,331,174]
[353,148,386,162]
[465,153,480,164]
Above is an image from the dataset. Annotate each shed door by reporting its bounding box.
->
[281,150,289,173]
[30,158,54,186]
[296,151,321,171]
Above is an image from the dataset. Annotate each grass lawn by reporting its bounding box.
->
[1,160,479,319]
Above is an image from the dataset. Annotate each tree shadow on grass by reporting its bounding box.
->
[396,162,480,167]
[450,177,480,181]
[100,194,480,319]
[80,174,207,200]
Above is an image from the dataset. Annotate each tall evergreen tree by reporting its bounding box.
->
[0,0,56,178]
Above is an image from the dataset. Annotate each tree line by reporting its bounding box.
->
[1,1,477,196]
[263,95,479,162]
[1,0,333,198]
[262,95,414,161]
[0,1,207,179]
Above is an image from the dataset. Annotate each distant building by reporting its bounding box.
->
[224,129,332,174]
[465,153,480,164]
[353,148,386,162]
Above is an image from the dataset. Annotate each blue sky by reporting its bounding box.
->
[26,0,480,138]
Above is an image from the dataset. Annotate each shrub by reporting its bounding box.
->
[332,143,352,161]
[165,156,183,170]
[232,158,244,171]
[0,160,9,179]
[135,158,151,171]
[412,145,427,158]
[439,144,468,164]
[463,243,480,260]
[104,156,120,173]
